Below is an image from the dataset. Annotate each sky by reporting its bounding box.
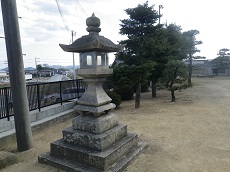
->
[0,0,230,70]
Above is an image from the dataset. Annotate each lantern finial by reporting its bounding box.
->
[86,13,101,34]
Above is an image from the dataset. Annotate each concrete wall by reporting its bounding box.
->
[0,101,78,150]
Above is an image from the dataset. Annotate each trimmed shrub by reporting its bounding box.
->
[180,81,191,89]
[103,80,114,91]
[106,91,121,107]
[114,85,134,101]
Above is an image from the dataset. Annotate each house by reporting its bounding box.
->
[39,69,54,77]
[0,70,9,82]
[25,74,33,81]
[25,70,38,78]
[191,60,214,76]
[184,59,214,76]
[25,69,55,77]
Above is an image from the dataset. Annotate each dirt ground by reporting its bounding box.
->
[2,77,230,172]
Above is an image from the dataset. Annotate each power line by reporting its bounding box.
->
[37,61,74,63]
[37,60,72,62]
[76,0,88,16]
[55,0,70,31]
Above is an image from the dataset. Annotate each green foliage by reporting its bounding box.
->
[106,91,121,107]
[165,24,188,60]
[180,81,191,89]
[159,59,188,101]
[182,30,204,84]
[182,30,204,58]
[161,60,187,85]
[114,85,134,101]
[120,2,159,38]
[116,1,160,100]
[149,24,192,97]
[112,1,202,103]
[36,64,43,71]
[117,2,168,68]
[36,64,55,71]
[212,48,230,75]
[112,63,154,88]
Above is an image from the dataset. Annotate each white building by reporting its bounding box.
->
[0,70,8,82]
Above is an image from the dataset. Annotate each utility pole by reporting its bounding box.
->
[159,5,163,24]
[72,30,76,80]
[35,57,40,83]
[188,34,193,85]
[1,0,33,151]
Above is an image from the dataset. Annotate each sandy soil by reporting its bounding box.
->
[2,77,230,172]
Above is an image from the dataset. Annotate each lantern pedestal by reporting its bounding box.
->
[38,113,147,172]
[74,77,115,116]
[74,103,116,116]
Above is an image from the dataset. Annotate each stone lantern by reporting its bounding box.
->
[59,13,125,116]
[38,13,146,172]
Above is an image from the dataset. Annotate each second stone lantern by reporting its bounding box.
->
[60,13,125,116]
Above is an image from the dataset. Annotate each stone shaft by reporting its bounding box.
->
[77,78,111,106]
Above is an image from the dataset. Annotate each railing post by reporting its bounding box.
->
[37,83,41,111]
[77,79,80,98]
[59,81,62,105]
[4,87,10,121]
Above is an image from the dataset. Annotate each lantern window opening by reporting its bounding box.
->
[97,55,102,66]
[87,55,92,66]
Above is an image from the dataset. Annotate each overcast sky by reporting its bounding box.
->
[0,0,230,69]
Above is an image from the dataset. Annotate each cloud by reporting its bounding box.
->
[33,1,59,15]
[1,0,230,69]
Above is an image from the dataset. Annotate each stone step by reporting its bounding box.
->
[39,152,102,172]
[49,133,138,170]
[38,142,147,172]
[62,123,127,151]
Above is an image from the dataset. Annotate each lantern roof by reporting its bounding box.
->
[59,13,125,53]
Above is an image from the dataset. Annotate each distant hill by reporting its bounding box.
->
[1,65,80,71]
[49,65,80,69]
[25,67,36,70]
[1,67,36,71]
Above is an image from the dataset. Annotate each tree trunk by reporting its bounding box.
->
[135,82,141,108]
[151,79,157,98]
[171,90,175,102]
[188,48,192,85]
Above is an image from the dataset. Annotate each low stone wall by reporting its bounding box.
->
[0,101,78,150]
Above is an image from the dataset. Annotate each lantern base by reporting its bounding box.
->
[77,68,113,78]
[74,103,116,116]
[38,112,147,172]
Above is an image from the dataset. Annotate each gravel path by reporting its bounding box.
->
[2,77,230,172]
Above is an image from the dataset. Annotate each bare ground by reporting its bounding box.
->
[1,77,230,172]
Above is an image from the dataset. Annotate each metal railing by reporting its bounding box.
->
[0,79,86,121]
